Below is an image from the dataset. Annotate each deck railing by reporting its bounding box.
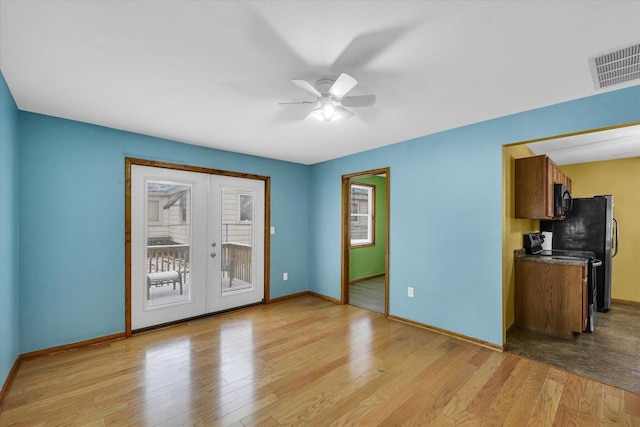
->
[146,243,251,285]
[222,243,252,284]
[147,244,190,284]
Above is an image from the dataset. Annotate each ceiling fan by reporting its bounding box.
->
[279,73,376,122]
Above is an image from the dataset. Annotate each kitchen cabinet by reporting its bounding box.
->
[514,154,571,219]
[515,258,587,340]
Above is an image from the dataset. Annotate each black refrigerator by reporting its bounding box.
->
[541,195,618,312]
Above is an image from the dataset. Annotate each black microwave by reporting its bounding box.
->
[554,183,573,217]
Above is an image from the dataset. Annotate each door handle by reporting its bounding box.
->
[612,217,619,258]
[211,242,217,247]
[211,252,216,258]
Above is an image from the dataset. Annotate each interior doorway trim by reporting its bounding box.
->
[341,167,390,316]
[124,157,271,337]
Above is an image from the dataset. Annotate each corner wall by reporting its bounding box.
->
[310,86,640,347]
[0,71,20,392]
[502,144,537,339]
[18,112,311,353]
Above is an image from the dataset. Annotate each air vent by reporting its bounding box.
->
[588,42,640,89]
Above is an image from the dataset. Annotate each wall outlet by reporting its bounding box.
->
[283,272,288,281]
[408,287,414,298]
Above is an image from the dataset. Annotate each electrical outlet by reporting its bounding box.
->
[283,272,288,281]
[408,287,414,298]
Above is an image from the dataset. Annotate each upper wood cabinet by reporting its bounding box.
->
[514,154,571,219]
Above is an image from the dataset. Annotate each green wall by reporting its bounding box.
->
[349,176,386,281]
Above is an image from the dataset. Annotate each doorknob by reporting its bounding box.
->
[211,252,216,258]
[211,242,217,247]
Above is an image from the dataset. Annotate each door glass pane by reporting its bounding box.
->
[220,187,253,293]
[146,182,192,308]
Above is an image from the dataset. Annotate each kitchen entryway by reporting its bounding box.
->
[507,302,640,394]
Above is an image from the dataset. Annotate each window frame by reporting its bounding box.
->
[349,183,375,247]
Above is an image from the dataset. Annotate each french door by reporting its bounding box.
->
[131,165,265,330]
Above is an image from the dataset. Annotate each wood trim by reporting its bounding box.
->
[264,177,271,303]
[349,273,385,284]
[387,315,503,352]
[268,291,312,304]
[341,176,350,305]
[308,291,340,304]
[341,167,390,316]
[384,171,390,316]
[612,298,640,307]
[125,158,133,337]
[124,157,271,335]
[269,291,339,305]
[20,333,126,361]
[0,356,20,408]
[124,157,270,181]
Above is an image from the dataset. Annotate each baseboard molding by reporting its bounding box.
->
[349,273,385,285]
[0,355,21,408]
[612,298,640,307]
[268,291,312,304]
[388,315,503,352]
[20,332,126,361]
[307,291,340,304]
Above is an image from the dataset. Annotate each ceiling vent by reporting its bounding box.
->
[588,42,640,89]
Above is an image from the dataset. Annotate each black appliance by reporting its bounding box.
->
[553,183,573,217]
[541,195,618,312]
[523,232,544,254]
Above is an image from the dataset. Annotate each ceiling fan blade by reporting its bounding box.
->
[329,73,358,98]
[278,101,317,106]
[333,105,355,121]
[341,94,376,108]
[292,80,321,98]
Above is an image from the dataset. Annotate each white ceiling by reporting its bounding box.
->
[1,1,639,165]
[527,124,640,165]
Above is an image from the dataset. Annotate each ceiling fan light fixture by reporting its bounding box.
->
[284,73,373,122]
[321,97,336,121]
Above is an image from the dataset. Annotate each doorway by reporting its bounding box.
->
[126,159,269,333]
[341,168,390,315]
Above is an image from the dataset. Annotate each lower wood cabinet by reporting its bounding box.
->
[515,259,587,340]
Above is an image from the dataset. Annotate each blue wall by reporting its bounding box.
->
[309,86,640,346]
[5,71,640,356]
[0,72,20,389]
[18,113,310,353]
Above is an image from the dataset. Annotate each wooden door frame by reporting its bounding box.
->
[341,167,390,316]
[125,158,271,337]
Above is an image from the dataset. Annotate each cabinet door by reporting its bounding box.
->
[515,155,549,219]
[546,159,556,218]
[515,259,585,339]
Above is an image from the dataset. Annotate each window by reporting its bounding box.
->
[350,184,374,246]
[238,192,253,223]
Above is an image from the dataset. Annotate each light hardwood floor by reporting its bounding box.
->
[1,295,639,426]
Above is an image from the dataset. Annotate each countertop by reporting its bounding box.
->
[514,248,590,267]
